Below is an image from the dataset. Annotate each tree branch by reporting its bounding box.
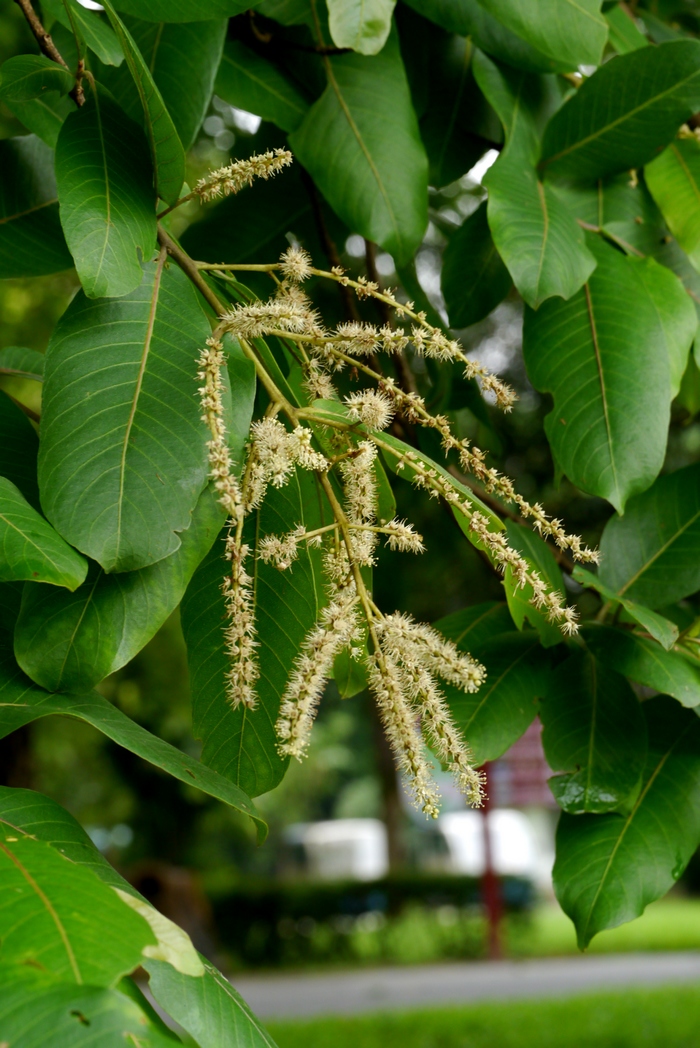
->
[12,0,85,105]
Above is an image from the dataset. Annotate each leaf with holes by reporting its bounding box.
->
[181,473,322,798]
[38,259,210,573]
[523,236,696,511]
[0,134,73,277]
[473,50,596,309]
[0,478,87,591]
[598,461,700,607]
[55,86,156,299]
[554,696,700,947]
[0,640,265,838]
[540,650,647,814]
[540,41,700,181]
[289,26,428,265]
[101,2,186,204]
[215,40,309,133]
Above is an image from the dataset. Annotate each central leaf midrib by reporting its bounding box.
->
[584,282,619,501]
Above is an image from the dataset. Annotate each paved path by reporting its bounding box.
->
[231,951,700,1019]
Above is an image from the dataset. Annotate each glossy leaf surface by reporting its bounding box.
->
[442,201,511,328]
[474,51,595,309]
[573,566,678,650]
[101,2,186,205]
[524,238,696,511]
[2,92,71,147]
[0,55,74,99]
[540,650,647,814]
[43,0,124,66]
[554,696,700,947]
[598,462,700,607]
[0,478,87,591]
[646,138,700,273]
[478,0,607,69]
[541,41,700,180]
[215,40,309,133]
[0,134,72,277]
[585,626,700,709]
[289,28,428,265]
[39,261,210,573]
[55,88,156,298]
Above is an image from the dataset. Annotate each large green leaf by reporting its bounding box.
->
[289,27,428,264]
[573,565,678,650]
[0,833,153,985]
[0,345,44,381]
[181,473,321,797]
[14,486,223,693]
[0,390,40,509]
[101,17,227,151]
[598,462,700,607]
[442,201,511,328]
[39,261,210,574]
[402,0,562,73]
[478,0,607,70]
[474,51,596,309]
[605,2,648,53]
[100,2,186,205]
[554,696,700,948]
[54,87,156,299]
[0,54,74,99]
[523,237,696,512]
[215,40,310,134]
[0,975,177,1048]
[0,641,265,838]
[146,959,278,1048]
[0,478,87,591]
[540,650,647,814]
[2,92,71,147]
[584,625,700,708]
[0,134,73,277]
[436,606,551,764]
[540,41,700,181]
[43,0,124,66]
[113,0,257,20]
[645,138,700,274]
[327,0,396,56]
[502,520,566,648]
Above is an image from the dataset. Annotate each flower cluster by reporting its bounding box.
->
[196,338,243,520]
[194,148,293,203]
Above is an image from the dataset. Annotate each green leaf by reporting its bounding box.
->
[14,486,223,693]
[0,134,73,277]
[0,345,44,381]
[55,87,156,299]
[43,0,124,66]
[0,641,265,839]
[523,237,696,511]
[442,201,512,328]
[503,520,566,648]
[540,650,647,814]
[540,41,700,181]
[584,625,700,709]
[215,40,310,133]
[478,0,607,70]
[0,54,74,99]
[0,834,153,985]
[402,0,562,73]
[3,92,72,148]
[146,958,279,1048]
[0,391,40,509]
[112,0,255,20]
[573,566,679,650]
[598,461,700,607]
[181,474,321,798]
[39,260,210,574]
[289,27,428,265]
[101,17,227,151]
[473,51,596,309]
[554,695,700,948]
[0,975,178,1047]
[0,478,87,591]
[605,3,648,54]
[101,2,186,205]
[436,601,515,649]
[327,0,396,56]
[333,646,368,699]
[645,139,700,274]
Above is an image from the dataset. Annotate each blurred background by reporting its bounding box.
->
[4,2,700,1045]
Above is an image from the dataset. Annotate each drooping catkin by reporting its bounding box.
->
[222,536,259,710]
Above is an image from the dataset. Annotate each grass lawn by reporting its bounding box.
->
[267,985,700,1048]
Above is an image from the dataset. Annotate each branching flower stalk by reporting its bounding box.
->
[189,151,597,816]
